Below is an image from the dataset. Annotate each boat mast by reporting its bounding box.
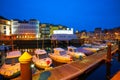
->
[11,35,14,51]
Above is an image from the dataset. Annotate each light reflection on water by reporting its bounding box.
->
[86,53,120,80]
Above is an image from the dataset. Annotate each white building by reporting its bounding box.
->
[0,17,11,35]
[0,16,11,40]
[51,28,77,40]
[53,28,73,34]
[11,19,39,40]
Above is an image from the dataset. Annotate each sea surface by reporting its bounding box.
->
[86,53,120,80]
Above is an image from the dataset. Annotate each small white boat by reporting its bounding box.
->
[32,49,52,70]
[82,44,100,52]
[82,47,99,52]
[48,48,73,63]
[67,46,86,59]
[0,51,21,78]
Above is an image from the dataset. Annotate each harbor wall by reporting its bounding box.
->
[0,39,84,49]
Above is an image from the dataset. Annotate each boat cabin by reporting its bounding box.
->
[68,46,78,52]
[53,48,66,55]
[34,49,48,59]
[6,51,21,65]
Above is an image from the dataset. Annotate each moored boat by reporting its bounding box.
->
[67,46,86,59]
[77,47,94,56]
[48,48,73,63]
[82,47,99,52]
[83,43,107,49]
[0,51,21,78]
[32,49,52,70]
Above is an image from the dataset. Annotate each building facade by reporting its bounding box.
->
[51,28,77,40]
[40,24,50,39]
[94,28,102,40]
[0,16,11,40]
[11,19,39,40]
[40,24,67,39]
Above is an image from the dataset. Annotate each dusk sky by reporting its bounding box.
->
[0,0,120,31]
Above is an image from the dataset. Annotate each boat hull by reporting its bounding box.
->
[49,54,72,63]
[0,63,20,79]
[32,56,52,70]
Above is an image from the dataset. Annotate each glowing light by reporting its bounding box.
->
[31,64,35,68]
[115,32,118,35]
[106,33,108,34]
[36,34,39,38]
[7,21,11,25]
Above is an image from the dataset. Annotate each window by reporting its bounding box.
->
[13,22,17,25]
[4,31,6,34]
[4,26,6,29]
[69,49,73,52]
[41,28,45,30]
[60,51,66,55]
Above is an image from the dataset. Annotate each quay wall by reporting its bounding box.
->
[0,39,84,49]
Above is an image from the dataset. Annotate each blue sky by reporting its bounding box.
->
[0,0,120,31]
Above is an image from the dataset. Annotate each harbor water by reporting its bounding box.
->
[80,53,120,80]
[0,40,120,80]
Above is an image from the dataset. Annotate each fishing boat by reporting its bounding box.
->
[82,47,99,52]
[48,48,73,63]
[91,41,107,50]
[82,43,100,52]
[67,46,86,59]
[32,49,52,70]
[0,51,21,78]
[77,47,94,56]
